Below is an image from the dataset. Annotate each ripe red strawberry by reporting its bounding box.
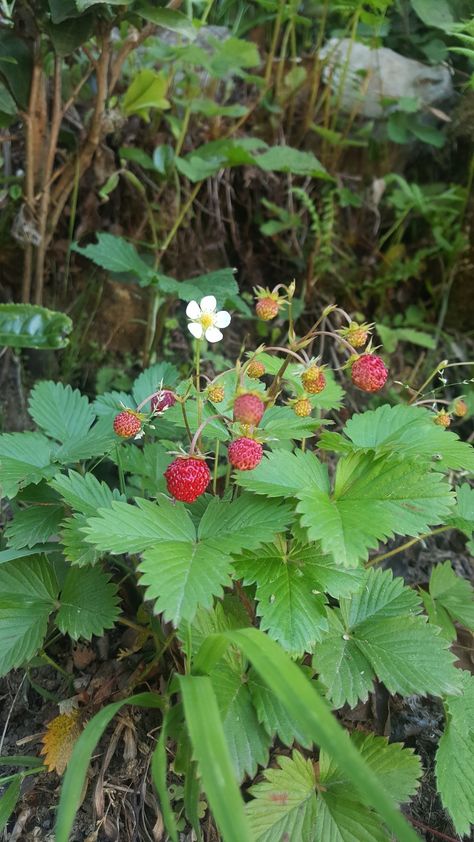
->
[164,456,211,502]
[293,398,312,417]
[247,360,266,379]
[256,297,279,321]
[228,437,263,471]
[301,365,326,395]
[434,410,451,428]
[233,393,265,426]
[207,385,225,403]
[351,354,388,393]
[151,389,176,413]
[113,410,142,438]
[453,399,467,418]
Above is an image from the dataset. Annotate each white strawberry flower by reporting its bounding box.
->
[186,295,231,343]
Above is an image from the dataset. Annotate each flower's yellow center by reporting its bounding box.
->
[199,313,214,330]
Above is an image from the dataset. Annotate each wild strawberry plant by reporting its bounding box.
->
[0,284,473,841]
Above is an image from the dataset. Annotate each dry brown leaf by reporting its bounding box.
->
[40,708,83,775]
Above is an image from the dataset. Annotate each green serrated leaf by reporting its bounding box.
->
[84,497,195,554]
[248,667,313,748]
[56,566,120,639]
[198,495,294,553]
[72,233,152,280]
[132,361,180,405]
[247,751,318,841]
[297,451,454,566]
[50,470,122,517]
[0,432,58,498]
[5,505,64,549]
[211,662,271,781]
[320,404,474,473]
[61,514,103,567]
[314,569,461,707]
[259,406,326,441]
[29,381,95,444]
[235,449,329,498]
[436,671,474,836]
[446,483,474,537]
[428,561,474,630]
[0,556,58,676]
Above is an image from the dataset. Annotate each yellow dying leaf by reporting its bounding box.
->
[40,708,83,775]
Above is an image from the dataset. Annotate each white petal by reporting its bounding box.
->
[214,310,231,328]
[200,295,217,313]
[188,321,204,339]
[205,326,223,343]
[186,300,201,320]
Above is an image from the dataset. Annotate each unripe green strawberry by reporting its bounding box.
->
[208,385,225,403]
[247,360,266,379]
[233,393,265,426]
[113,409,142,438]
[228,437,263,471]
[453,399,468,418]
[434,410,451,428]
[164,456,211,502]
[351,354,388,393]
[256,297,279,321]
[293,398,312,417]
[301,365,326,395]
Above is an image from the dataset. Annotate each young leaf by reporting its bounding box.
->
[436,671,474,836]
[122,69,170,120]
[235,449,329,498]
[61,514,103,567]
[5,504,64,549]
[29,381,95,444]
[0,556,59,676]
[314,569,461,707]
[319,404,474,473]
[56,566,120,640]
[72,233,152,280]
[211,662,271,781]
[297,451,454,566]
[428,560,474,630]
[0,432,58,498]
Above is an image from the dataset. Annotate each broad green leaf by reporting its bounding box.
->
[198,495,294,553]
[248,668,313,747]
[436,671,474,836]
[84,497,195,554]
[55,693,164,842]
[211,663,271,780]
[255,146,327,178]
[320,404,474,473]
[235,449,329,498]
[0,778,21,833]
[314,569,461,707]
[191,99,248,118]
[50,470,122,518]
[196,628,419,842]
[0,544,59,565]
[135,2,197,38]
[0,556,58,676]
[139,540,234,625]
[0,303,71,349]
[72,234,152,281]
[234,543,329,655]
[182,596,250,662]
[247,751,318,841]
[56,566,119,639]
[5,504,64,549]
[411,0,454,28]
[46,13,94,55]
[122,69,170,121]
[428,560,474,630]
[55,416,117,462]
[61,514,102,567]
[179,675,253,842]
[260,406,326,441]
[0,432,58,498]
[297,451,454,566]
[247,734,421,842]
[29,381,95,444]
